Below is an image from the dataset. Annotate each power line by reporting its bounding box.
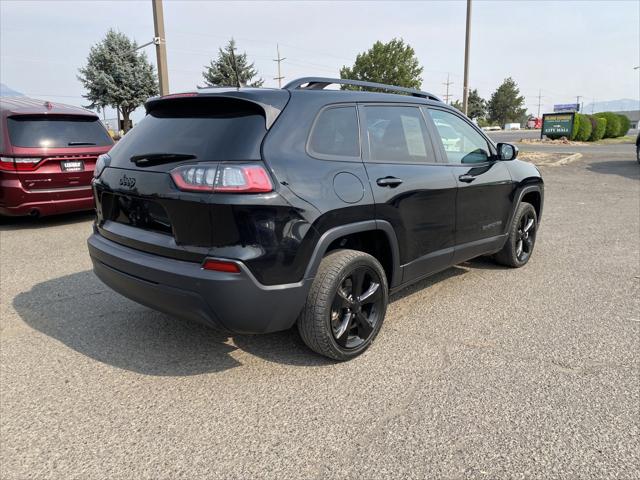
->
[170,29,354,63]
[273,44,286,88]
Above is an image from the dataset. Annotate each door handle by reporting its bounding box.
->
[376,176,403,187]
[458,174,476,183]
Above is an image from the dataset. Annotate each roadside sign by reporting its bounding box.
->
[553,103,580,113]
[542,113,575,138]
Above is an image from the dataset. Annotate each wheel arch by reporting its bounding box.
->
[304,220,402,288]
[507,183,544,231]
[521,190,542,220]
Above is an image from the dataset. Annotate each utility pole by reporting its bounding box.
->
[442,73,454,104]
[462,0,472,115]
[273,44,286,88]
[536,89,542,118]
[152,0,170,96]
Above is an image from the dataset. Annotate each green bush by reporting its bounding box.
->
[588,116,606,141]
[617,114,630,137]
[570,113,592,141]
[576,114,592,141]
[595,112,621,138]
[569,114,581,140]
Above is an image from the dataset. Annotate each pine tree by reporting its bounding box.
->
[78,30,158,132]
[487,78,526,126]
[451,89,487,119]
[202,39,263,88]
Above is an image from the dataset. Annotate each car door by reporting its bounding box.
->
[425,107,516,263]
[359,103,457,284]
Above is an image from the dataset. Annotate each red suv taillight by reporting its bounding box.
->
[170,164,273,193]
[0,157,42,171]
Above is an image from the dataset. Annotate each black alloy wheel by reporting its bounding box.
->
[330,266,384,349]
[298,249,389,360]
[515,209,536,263]
[494,201,538,268]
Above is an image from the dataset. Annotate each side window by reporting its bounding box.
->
[428,109,491,164]
[307,106,360,159]
[364,106,431,163]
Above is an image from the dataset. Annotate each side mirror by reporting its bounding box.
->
[497,142,518,161]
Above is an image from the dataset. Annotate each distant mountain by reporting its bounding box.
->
[582,98,639,113]
[0,83,24,97]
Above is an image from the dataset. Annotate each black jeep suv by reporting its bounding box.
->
[88,77,543,360]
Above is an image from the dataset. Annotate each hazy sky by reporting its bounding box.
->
[1,0,639,121]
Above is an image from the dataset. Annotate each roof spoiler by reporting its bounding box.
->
[144,89,290,129]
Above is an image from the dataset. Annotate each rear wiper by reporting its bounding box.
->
[130,153,197,167]
[68,141,96,146]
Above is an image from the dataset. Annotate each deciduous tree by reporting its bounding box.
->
[340,39,423,90]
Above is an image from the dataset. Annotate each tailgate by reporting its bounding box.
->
[18,154,97,190]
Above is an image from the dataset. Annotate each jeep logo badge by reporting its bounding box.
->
[119,174,136,188]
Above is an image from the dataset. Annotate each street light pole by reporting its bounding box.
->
[152,0,169,96]
[462,0,472,116]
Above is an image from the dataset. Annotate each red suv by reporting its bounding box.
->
[0,97,113,217]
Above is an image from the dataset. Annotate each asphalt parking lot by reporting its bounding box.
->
[1,143,639,479]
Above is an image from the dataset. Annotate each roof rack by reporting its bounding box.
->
[283,77,442,102]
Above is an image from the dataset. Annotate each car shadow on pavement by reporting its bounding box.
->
[13,266,472,376]
[586,159,640,181]
[12,270,336,375]
[0,211,95,231]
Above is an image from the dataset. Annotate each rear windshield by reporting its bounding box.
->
[108,97,267,166]
[7,115,113,148]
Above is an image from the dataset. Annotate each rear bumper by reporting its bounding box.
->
[87,233,311,334]
[0,175,93,216]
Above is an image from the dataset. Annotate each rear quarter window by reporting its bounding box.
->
[7,115,113,148]
[307,106,360,160]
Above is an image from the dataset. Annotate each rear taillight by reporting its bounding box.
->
[170,164,273,193]
[0,157,42,171]
[0,157,14,171]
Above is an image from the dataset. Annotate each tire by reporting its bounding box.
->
[494,202,538,268]
[636,146,639,163]
[297,249,388,361]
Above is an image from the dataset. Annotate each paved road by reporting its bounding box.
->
[1,149,639,479]
[487,129,542,143]
[487,129,639,154]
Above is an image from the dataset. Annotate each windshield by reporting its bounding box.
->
[7,115,113,148]
[108,97,267,167]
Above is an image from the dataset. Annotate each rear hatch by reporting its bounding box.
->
[6,114,113,189]
[93,92,290,261]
